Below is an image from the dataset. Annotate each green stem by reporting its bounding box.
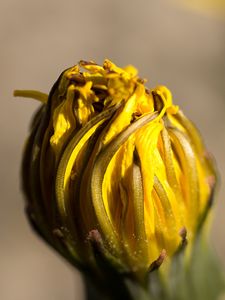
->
[83,275,151,300]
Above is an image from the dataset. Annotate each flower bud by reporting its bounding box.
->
[16,59,216,279]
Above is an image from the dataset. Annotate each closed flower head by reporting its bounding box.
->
[16,59,216,278]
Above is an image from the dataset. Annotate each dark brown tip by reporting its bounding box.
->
[79,60,97,66]
[53,228,64,239]
[149,249,167,272]
[179,226,188,249]
[87,229,102,243]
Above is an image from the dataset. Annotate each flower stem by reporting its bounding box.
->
[83,275,151,300]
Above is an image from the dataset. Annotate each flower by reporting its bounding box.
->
[15,59,216,279]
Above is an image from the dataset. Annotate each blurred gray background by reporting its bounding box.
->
[1,0,225,299]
